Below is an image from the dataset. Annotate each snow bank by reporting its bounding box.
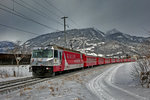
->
[88,62,150,100]
[0,65,32,82]
[112,63,137,86]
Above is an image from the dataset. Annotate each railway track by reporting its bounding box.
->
[0,77,34,86]
[0,69,87,94]
[0,77,51,94]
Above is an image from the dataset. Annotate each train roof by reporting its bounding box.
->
[52,45,82,54]
[33,45,82,54]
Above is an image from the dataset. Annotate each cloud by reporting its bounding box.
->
[0,0,150,42]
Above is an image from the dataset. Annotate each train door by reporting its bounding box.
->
[58,50,62,64]
[54,49,62,66]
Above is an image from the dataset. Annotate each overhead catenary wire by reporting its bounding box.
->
[12,0,14,11]
[16,0,64,26]
[0,23,39,35]
[31,0,61,19]
[44,0,79,28]
[44,0,65,16]
[31,0,74,29]
[0,3,59,31]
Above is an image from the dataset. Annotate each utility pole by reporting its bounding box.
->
[61,16,68,47]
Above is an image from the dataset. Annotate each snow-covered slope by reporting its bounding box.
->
[106,29,148,43]
[23,28,149,57]
[0,41,16,53]
[24,28,105,48]
[1,28,149,57]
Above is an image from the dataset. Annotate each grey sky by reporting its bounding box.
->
[0,0,150,42]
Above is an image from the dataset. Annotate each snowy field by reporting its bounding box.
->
[88,63,150,100]
[0,63,150,100]
[0,65,32,82]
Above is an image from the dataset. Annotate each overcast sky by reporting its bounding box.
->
[0,0,150,42]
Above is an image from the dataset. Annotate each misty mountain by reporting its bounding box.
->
[105,28,149,43]
[23,28,150,57]
[25,28,105,49]
[1,28,149,57]
[0,41,16,53]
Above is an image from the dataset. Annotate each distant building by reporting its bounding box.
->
[0,53,31,65]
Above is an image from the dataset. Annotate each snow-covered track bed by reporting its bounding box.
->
[0,63,123,96]
[0,77,45,94]
[0,66,96,94]
[0,77,34,86]
[0,63,125,100]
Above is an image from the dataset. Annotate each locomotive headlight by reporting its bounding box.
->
[46,67,49,70]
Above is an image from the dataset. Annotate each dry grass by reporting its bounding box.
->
[56,87,58,91]
[38,86,47,90]
[19,89,24,96]
[48,81,51,84]
[49,87,54,92]
[4,73,9,78]
[24,87,32,91]
[49,86,56,96]
[63,73,86,84]
[0,70,10,78]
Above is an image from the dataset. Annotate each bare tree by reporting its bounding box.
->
[9,41,29,77]
[131,58,150,88]
[10,41,27,66]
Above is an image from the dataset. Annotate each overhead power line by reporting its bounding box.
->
[44,0,65,15]
[0,23,39,35]
[16,0,63,26]
[0,4,59,31]
[32,0,61,18]
[44,0,79,28]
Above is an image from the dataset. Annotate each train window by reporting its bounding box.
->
[59,52,62,60]
[80,54,82,59]
[54,50,58,58]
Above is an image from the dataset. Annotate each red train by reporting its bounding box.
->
[31,45,135,77]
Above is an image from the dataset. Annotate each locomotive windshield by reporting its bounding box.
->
[32,49,53,58]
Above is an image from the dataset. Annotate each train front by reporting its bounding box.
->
[30,47,54,77]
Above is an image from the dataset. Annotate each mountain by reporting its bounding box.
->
[1,28,149,57]
[105,28,149,43]
[23,28,150,57]
[25,28,105,49]
[0,41,16,53]
[104,29,150,57]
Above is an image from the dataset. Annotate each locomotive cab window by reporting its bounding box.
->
[54,50,58,58]
[32,49,53,58]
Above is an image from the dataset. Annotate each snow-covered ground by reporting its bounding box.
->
[0,65,32,82]
[88,63,150,100]
[1,63,150,100]
[0,64,113,100]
